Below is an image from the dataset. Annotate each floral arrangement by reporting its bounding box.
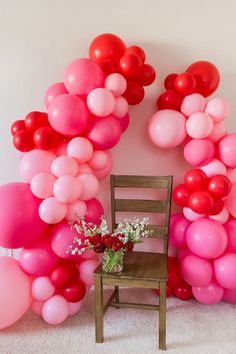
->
[68,217,152,273]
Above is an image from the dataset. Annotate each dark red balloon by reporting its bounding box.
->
[186,61,220,97]
[13,130,34,152]
[100,59,118,76]
[164,73,178,90]
[136,64,156,86]
[154,280,173,297]
[50,260,78,289]
[157,90,182,110]
[207,174,232,199]
[123,79,145,105]
[63,278,86,303]
[11,120,25,136]
[168,265,183,288]
[210,198,224,215]
[119,53,143,78]
[33,126,61,150]
[173,184,191,207]
[184,169,208,191]
[174,72,197,96]
[188,190,213,214]
[125,45,146,63]
[174,282,193,301]
[25,111,49,132]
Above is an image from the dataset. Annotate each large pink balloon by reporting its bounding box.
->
[169,214,190,248]
[64,58,104,96]
[184,138,215,166]
[42,295,68,325]
[48,94,90,136]
[85,198,104,224]
[223,288,236,304]
[148,109,187,148]
[225,184,236,218]
[0,257,32,329]
[224,219,236,252]
[181,254,212,287]
[192,281,224,304]
[44,82,68,109]
[218,134,236,168]
[186,218,227,259]
[0,183,48,249]
[214,253,236,289]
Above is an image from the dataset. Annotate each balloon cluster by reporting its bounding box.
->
[0,33,156,329]
[149,60,236,305]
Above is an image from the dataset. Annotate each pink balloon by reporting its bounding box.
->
[93,152,113,180]
[19,149,56,183]
[30,172,56,199]
[79,259,100,286]
[224,219,236,252]
[31,300,44,316]
[208,122,227,143]
[51,156,79,177]
[225,184,236,217]
[88,150,109,170]
[86,115,122,150]
[192,281,224,304]
[178,248,191,263]
[39,197,67,224]
[77,163,94,175]
[42,295,68,325]
[112,96,128,118]
[0,183,48,249]
[19,237,58,276]
[87,88,116,117]
[66,200,87,222]
[184,138,215,166]
[214,253,236,289]
[53,175,82,203]
[31,276,55,301]
[44,82,68,109]
[205,98,230,122]
[77,173,99,200]
[48,94,90,136]
[181,254,212,287]
[67,137,93,163]
[0,257,32,329]
[181,93,206,117]
[223,288,236,304]
[218,134,236,168]
[183,207,205,221]
[84,198,104,224]
[186,218,227,259]
[226,167,236,184]
[64,58,104,96]
[68,300,83,316]
[169,214,190,248]
[148,109,187,148]
[186,112,214,139]
[209,206,229,224]
[170,213,183,228]
[104,73,127,96]
[115,112,130,133]
[200,158,226,178]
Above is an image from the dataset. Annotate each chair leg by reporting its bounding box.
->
[114,285,120,308]
[95,276,104,343]
[159,281,166,350]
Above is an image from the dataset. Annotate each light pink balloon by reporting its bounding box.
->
[183,207,205,221]
[19,149,56,183]
[87,88,115,117]
[42,295,68,325]
[200,158,226,178]
[39,197,67,224]
[209,206,229,224]
[77,173,99,200]
[84,198,104,225]
[48,94,90,136]
[0,257,32,329]
[67,137,93,163]
[225,184,236,217]
[208,122,227,143]
[180,93,206,117]
[218,134,236,168]
[224,219,236,253]
[205,98,230,122]
[30,172,56,199]
[115,113,130,133]
[88,150,109,170]
[31,300,44,316]
[44,82,68,109]
[181,254,212,287]
[186,112,214,139]
[214,253,236,289]
[31,276,55,301]
[19,237,58,276]
[64,58,104,96]
[169,214,190,248]
[105,73,127,96]
[192,281,224,304]
[148,109,187,148]
[53,175,82,203]
[223,288,236,304]
[79,259,100,286]
[184,138,215,166]
[77,163,94,175]
[226,168,236,184]
[68,300,83,316]
[51,156,79,177]
[93,152,113,180]
[112,96,128,118]
[66,200,87,222]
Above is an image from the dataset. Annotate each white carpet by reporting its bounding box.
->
[1,287,236,354]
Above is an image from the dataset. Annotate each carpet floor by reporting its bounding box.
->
[1,287,236,354]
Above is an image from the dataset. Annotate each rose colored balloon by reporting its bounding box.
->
[210,198,224,216]
[19,237,58,276]
[188,190,213,214]
[105,73,127,96]
[183,207,205,221]
[184,138,215,166]
[112,96,128,118]
[181,255,212,287]
[51,156,79,177]
[77,163,94,175]
[44,82,68,109]
[85,198,104,224]
[48,94,90,136]
[64,58,104,96]
[87,88,115,117]
[30,172,56,199]
[178,248,192,263]
[68,301,82,316]
[148,109,187,148]
[67,137,93,163]
[205,98,230,122]
[115,113,130,133]
[225,184,236,218]
[42,295,68,325]
[0,257,32,329]
[186,218,227,259]
[53,175,82,203]
[208,122,227,143]
[200,158,227,178]
[224,220,236,252]
[93,152,113,180]
[39,197,67,224]
[192,281,224,304]
[186,112,214,139]
[19,149,56,183]
[79,259,100,286]
[169,214,190,248]
[31,300,44,316]
[86,115,122,150]
[181,93,206,117]
[0,183,48,249]
[209,206,229,224]
[223,288,236,304]
[214,253,236,289]
[50,259,79,289]
[226,167,236,184]
[77,173,99,200]
[31,276,55,301]
[218,133,236,168]
[66,200,87,222]
[63,279,86,303]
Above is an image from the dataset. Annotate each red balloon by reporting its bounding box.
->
[123,79,145,105]
[50,260,78,289]
[33,126,61,150]
[100,59,118,76]
[173,184,191,207]
[164,73,178,90]
[11,120,25,136]
[186,61,220,97]
[89,33,126,65]
[156,90,182,110]
[25,111,49,132]
[210,198,224,215]
[63,278,86,303]
[184,169,208,191]
[125,45,146,63]
[136,64,156,86]
[119,53,142,78]
[207,174,232,199]
[13,130,34,152]
[188,190,213,214]
[174,282,193,301]
[174,72,197,96]
[154,280,173,297]
[168,265,183,288]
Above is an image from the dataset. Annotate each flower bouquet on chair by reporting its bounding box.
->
[68,217,152,273]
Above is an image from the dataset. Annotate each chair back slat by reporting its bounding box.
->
[112,175,169,188]
[114,199,167,213]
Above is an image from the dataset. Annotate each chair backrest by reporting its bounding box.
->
[110,175,173,254]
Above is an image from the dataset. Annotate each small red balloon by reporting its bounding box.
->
[174,72,197,96]
[11,120,26,136]
[189,190,213,214]
[125,45,146,63]
[34,126,61,150]
[164,73,178,90]
[25,111,49,132]
[123,80,145,105]
[50,260,78,289]
[13,130,34,152]
[174,282,193,301]
[63,278,86,303]
[136,64,156,86]
[100,59,118,76]
[173,184,191,207]
[157,90,182,110]
[207,174,232,199]
[154,280,173,297]
[119,53,143,78]
[184,169,208,191]
[210,198,224,215]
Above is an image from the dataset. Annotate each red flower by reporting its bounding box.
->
[101,234,113,248]
[125,240,134,252]
[88,234,101,245]
[112,237,124,252]
[94,242,105,253]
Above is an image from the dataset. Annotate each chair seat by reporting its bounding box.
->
[94,251,168,282]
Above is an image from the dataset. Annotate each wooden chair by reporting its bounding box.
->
[93,175,173,350]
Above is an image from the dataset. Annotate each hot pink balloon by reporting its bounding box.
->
[181,254,213,287]
[225,184,236,218]
[223,288,236,304]
[224,219,236,253]
[178,248,192,263]
[44,82,68,109]
[66,200,87,222]
[79,259,100,286]
[85,198,104,224]
[31,276,55,301]
[186,112,214,139]
[77,173,99,200]
[67,137,93,163]
[39,197,67,224]
[214,253,236,289]
[51,156,79,177]
[169,214,190,248]
[68,301,83,316]
[208,122,227,143]
[218,134,236,168]
[30,172,56,199]
[105,73,127,96]
[88,150,109,170]
[31,300,44,316]
[115,113,130,133]
[200,158,226,178]
[192,281,224,304]
[87,88,116,117]
[42,295,68,325]
[181,93,206,117]
[205,98,230,122]
[184,138,215,166]
[112,96,128,118]
[53,175,82,203]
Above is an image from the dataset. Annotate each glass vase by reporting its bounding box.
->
[102,249,124,273]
